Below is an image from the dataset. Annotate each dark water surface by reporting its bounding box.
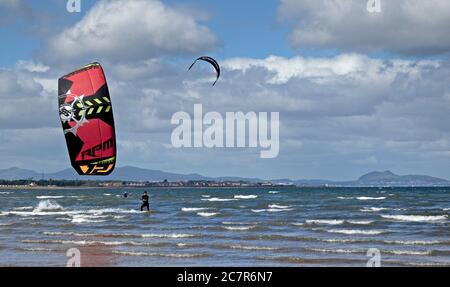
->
[0,187,449,266]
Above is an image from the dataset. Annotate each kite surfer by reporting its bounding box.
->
[140,191,150,211]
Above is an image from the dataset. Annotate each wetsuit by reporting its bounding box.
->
[141,194,149,211]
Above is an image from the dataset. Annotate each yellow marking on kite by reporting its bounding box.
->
[78,110,85,117]
[97,106,103,113]
[94,99,102,105]
[105,105,111,113]
[76,103,83,108]
[80,166,89,174]
[87,108,94,115]
[103,97,110,103]
[85,101,93,106]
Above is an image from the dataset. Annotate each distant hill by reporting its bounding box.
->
[353,170,450,186]
[0,167,449,187]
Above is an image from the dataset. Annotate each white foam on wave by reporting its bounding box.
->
[234,195,258,199]
[380,214,447,222]
[0,192,12,195]
[141,233,195,238]
[34,200,63,212]
[223,226,256,231]
[360,207,388,212]
[306,219,344,225]
[36,196,65,199]
[201,197,236,202]
[201,195,211,198]
[197,212,218,217]
[181,207,210,212]
[443,208,450,211]
[103,193,112,196]
[337,196,354,200]
[229,244,277,251]
[307,247,361,254]
[268,204,291,209]
[387,250,431,256]
[327,229,385,235]
[112,250,207,258]
[357,197,386,200]
[268,191,280,194]
[251,208,293,213]
[383,240,443,245]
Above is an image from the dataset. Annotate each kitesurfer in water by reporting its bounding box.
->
[140,191,150,211]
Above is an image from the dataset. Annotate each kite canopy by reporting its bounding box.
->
[58,63,116,175]
[188,56,220,86]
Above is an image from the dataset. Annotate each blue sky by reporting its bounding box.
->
[1,0,450,180]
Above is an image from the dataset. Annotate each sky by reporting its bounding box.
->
[1,0,450,181]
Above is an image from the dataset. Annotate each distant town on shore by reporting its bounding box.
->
[1,166,450,188]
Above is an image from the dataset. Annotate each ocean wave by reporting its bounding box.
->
[141,233,194,238]
[268,191,280,194]
[337,196,354,200]
[327,229,386,235]
[0,192,12,195]
[228,244,278,251]
[306,247,361,254]
[23,239,162,247]
[234,195,258,199]
[201,195,211,198]
[197,212,218,217]
[222,221,258,225]
[251,208,293,213]
[356,197,386,200]
[291,223,304,226]
[70,214,109,224]
[380,215,447,222]
[386,250,432,256]
[181,207,210,212]
[347,220,374,225]
[20,247,58,252]
[43,231,194,239]
[383,240,444,245]
[36,196,65,199]
[112,250,209,258]
[443,208,450,211]
[34,200,63,212]
[305,219,344,225]
[223,226,257,231]
[268,204,291,209]
[360,207,388,212]
[201,197,237,202]
[13,206,33,211]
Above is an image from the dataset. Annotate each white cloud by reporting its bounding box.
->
[16,60,50,73]
[278,0,450,55]
[43,0,218,64]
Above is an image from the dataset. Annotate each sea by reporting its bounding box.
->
[0,187,449,267]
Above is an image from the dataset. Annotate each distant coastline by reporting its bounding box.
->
[1,168,449,188]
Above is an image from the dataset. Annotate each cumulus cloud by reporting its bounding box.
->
[43,0,218,65]
[278,0,450,55]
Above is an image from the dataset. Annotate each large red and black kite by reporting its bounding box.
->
[58,63,116,175]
